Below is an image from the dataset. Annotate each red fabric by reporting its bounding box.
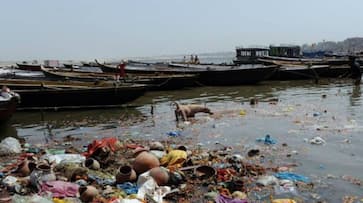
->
[118,63,126,77]
[83,137,119,158]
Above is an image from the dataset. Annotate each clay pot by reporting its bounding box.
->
[79,185,99,203]
[133,147,149,157]
[149,167,169,186]
[30,164,56,189]
[16,160,36,177]
[194,165,216,180]
[85,158,100,170]
[133,151,160,174]
[149,141,165,151]
[116,165,137,184]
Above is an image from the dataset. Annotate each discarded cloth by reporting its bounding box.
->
[116,182,138,195]
[83,137,121,157]
[160,150,187,168]
[40,181,79,198]
[215,194,248,203]
[274,172,310,183]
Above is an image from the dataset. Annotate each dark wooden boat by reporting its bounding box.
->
[41,67,199,90]
[95,59,185,74]
[98,62,277,85]
[168,64,278,85]
[16,63,42,71]
[0,95,20,122]
[259,56,349,66]
[270,65,330,80]
[11,83,147,110]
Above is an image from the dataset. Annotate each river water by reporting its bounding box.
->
[1,77,363,201]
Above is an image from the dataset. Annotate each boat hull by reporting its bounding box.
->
[0,97,18,122]
[16,63,42,71]
[15,85,146,109]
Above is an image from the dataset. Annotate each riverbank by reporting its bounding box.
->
[1,79,363,202]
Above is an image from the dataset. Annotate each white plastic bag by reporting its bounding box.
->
[0,137,21,155]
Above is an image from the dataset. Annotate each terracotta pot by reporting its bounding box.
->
[79,185,99,203]
[30,164,56,189]
[149,167,169,186]
[149,141,165,151]
[194,165,216,180]
[133,151,160,174]
[16,160,36,177]
[116,165,137,184]
[85,158,100,170]
[133,147,149,157]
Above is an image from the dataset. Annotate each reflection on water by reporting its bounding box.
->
[12,107,145,128]
[0,121,18,140]
[350,84,361,107]
[1,79,363,200]
[3,79,363,141]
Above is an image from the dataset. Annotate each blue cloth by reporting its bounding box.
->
[256,134,276,145]
[274,172,310,183]
[116,182,138,195]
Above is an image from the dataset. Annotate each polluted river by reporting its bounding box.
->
[1,79,363,202]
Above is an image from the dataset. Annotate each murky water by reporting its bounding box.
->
[1,78,363,201]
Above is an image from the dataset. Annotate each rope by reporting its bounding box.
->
[194,80,206,87]
[155,77,173,87]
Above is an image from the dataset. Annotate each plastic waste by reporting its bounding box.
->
[45,148,66,155]
[274,172,310,183]
[309,137,326,145]
[0,137,21,155]
[256,134,276,145]
[120,199,143,203]
[313,112,321,117]
[239,109,246,116]
[272,199,297,203]
[256,175,279,186]
[41,154,86,164]
[166,131,182,137]
[136,170,171,203]
[11,194,53,203]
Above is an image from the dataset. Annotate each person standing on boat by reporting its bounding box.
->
[194,55,200,64]
[190,55,194,64]
[116,60,127,81]
[349,55,362,85]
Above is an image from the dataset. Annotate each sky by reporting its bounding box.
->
[0,0,362,61]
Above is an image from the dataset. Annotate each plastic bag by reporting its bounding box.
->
[0,137,21,155]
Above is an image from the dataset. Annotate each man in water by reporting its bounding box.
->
[349,55,362,85]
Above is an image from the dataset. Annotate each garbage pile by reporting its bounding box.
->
[0,135,318,202]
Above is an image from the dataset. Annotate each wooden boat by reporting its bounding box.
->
[41,67,199,90]
[259,56,349,66]
[0,94,20,122]
[270,65,330,80]
[168,64,278,85]
[16,63,42,71]
[9,82,147,110]
[98,60,277,85]
[95,59,185,74]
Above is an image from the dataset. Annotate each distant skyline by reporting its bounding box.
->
[0,0,362,61]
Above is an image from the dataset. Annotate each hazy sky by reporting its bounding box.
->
[0,0,362,60]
